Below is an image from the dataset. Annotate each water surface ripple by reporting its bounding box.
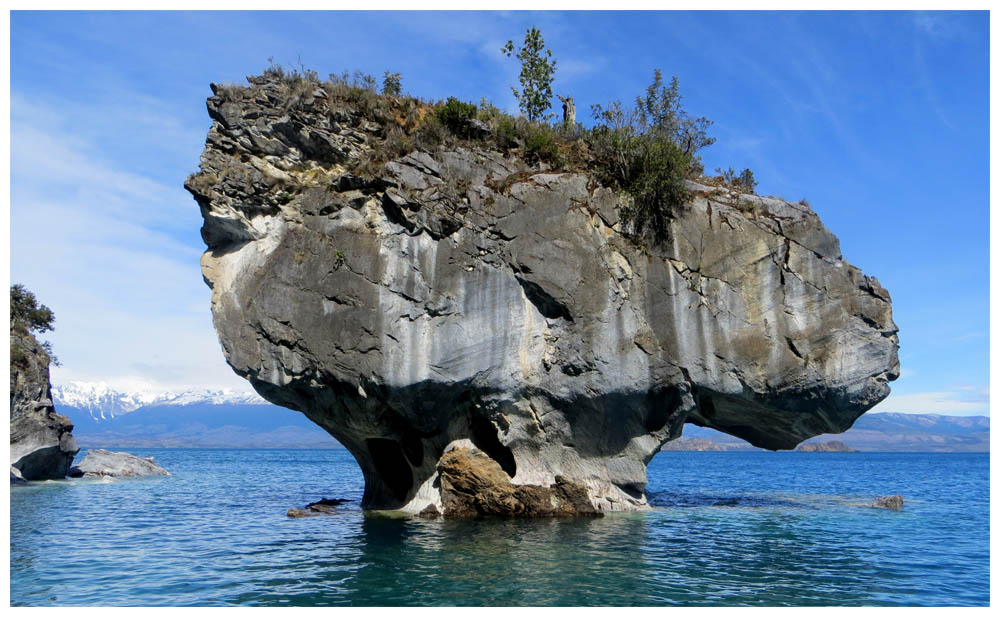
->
[10,449,988,606]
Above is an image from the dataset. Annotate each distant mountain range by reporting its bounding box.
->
[52,381,268,420]
[679,413,989,452]
[54,382,987,452]
[53,381,338,449]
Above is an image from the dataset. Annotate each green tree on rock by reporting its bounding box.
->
[10,284,55,335]
[10,284,58,366]
[502,27,557,122]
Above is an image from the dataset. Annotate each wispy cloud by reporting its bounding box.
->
[556,57,608,83]
[912,39,956,130]
[952,331,986,342]
[872,390,989,416]
[778,18,886,177]
[912,12,967,40]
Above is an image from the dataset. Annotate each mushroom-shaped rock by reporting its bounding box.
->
[186,74,899,515]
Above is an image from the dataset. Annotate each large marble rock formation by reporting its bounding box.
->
[185,75,899,514]
[10,329,78,481]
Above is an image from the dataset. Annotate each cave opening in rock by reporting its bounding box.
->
[645,387,683,432]
[400,433,424,467]
[366,438,414,502]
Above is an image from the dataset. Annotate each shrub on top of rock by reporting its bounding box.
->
[525,128,562,167]
[718,167,758,194]
[588,69,715,245]
[435,97,479,139]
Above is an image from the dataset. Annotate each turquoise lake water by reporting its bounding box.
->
[9,449,989,606]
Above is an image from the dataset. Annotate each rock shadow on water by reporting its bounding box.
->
[648,490,819,510]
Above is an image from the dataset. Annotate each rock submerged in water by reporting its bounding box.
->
[186,73,900,516]
[871,494,904,510]
[69,449,170,478]
[287,497,350,517]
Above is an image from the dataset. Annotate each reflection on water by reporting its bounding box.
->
[10,450,990,606]
[344,515,653,606]
[230,514,654,606]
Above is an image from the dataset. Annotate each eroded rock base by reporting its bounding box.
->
[436,447,601,518]
[10,411,78,481]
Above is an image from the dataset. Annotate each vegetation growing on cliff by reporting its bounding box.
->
[236,56,758,245]
[381,71,402,96]
[11,285,55,334]
[10,284,58,367]
[587,69,716,242]
[717,166,758,194]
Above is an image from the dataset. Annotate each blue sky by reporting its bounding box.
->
[8,11,989,415]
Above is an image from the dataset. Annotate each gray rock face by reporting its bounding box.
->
[10,330,78,480]
[69,449,170,478]
[186,75,899,514]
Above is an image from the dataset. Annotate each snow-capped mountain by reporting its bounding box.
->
[52,381,267,421]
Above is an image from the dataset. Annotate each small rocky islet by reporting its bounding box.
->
[10,294,169,483]
[68,449,169,479]
[184,69,899,518]
[797,440,858,453]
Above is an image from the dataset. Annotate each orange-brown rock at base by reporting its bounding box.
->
[437,447,600,518]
